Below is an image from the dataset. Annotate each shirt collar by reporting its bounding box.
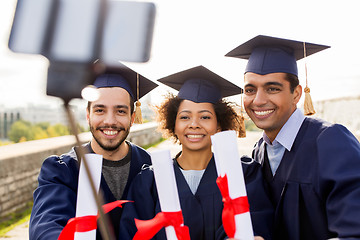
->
[263,108,305,151]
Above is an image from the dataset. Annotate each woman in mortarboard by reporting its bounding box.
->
[119,66,273,240]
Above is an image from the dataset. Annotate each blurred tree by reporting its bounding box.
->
[19,136,27,143]
[47,123,70,137]
[77,123,86,133]
[32,126,49,140]
[7,121,75,143]
[35,122,50,130]
[8,120,34,143]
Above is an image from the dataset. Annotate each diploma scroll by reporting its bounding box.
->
[151,150,182,240]
[75,153,103,240]
[211,130,254,239]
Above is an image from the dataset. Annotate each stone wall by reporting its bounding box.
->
[313,96,360,139]
[0,122,162,218]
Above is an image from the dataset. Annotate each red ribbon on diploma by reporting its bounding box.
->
[216,174,250,238]
[133,211,190,240]
[58,200,130,240]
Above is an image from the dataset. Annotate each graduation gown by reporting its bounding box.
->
[29,142,151,240]
[253,117,360,240]
[119,155,274,240]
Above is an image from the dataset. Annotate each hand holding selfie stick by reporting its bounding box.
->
[8,0,156,239]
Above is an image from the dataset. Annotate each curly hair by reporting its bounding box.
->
[155,92,241,142]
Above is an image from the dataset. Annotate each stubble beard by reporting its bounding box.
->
[90,125,130,152]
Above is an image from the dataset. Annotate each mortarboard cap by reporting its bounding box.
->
[94,63,158,100]
[157,65,242,104]
[225,35,330,76]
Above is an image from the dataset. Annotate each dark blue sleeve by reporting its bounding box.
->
[242,156,274,240]
[29,155,78,240]
[318,124,360,238]
[123,144,152,199]
[119,168,164,240]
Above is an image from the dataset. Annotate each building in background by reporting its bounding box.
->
[0,103,87,140]
[0,110,20,139]
[139,93,156,122]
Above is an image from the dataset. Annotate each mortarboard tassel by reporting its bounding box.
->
[238,94,246,138]
[134,101,143,124]
[304,86,315,116]
[134,73,143,124]
[303,42,316,116]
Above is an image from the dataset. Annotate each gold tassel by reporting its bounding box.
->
[303,42,315,116]
[134,101,143,124]
[238,93,246,138]
[133,73,143,124]
[303,86,315,115]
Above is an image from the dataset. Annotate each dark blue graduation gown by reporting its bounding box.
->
[29,142,151,240]
[119,156,274,240]
[253,117,360,240]
[242,158,274,240]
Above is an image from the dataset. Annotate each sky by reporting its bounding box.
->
[1,0,360,109]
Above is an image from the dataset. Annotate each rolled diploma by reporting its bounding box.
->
[151,149,181,240]
[211,130,254,239]
[75,153,103,240]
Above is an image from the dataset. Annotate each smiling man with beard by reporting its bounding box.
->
[29,64,158,240]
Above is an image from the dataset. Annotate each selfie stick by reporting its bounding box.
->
[8,0,156,239]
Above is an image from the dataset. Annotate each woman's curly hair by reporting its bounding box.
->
[154,92,241,142]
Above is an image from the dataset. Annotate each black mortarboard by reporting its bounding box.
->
[157,66,242,104]
[94,63,158,100]
[225,35,330,76]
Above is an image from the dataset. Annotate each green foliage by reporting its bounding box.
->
[47,123,70,137]
[0,140,13,146]
[142,137,164,149]
[0,202,33,237]
[33,126,48,140]
[35,122,50,130]
[8,120,34,143]
[68,123,85,135]
[7,120,74,143]
[77,123,86,133]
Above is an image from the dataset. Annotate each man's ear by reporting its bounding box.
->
[130,112,135,126]
[86,108,90,125]
[293,84,302,105]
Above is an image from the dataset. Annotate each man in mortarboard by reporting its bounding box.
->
[29,63,158,240]
[226,35,360,239]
